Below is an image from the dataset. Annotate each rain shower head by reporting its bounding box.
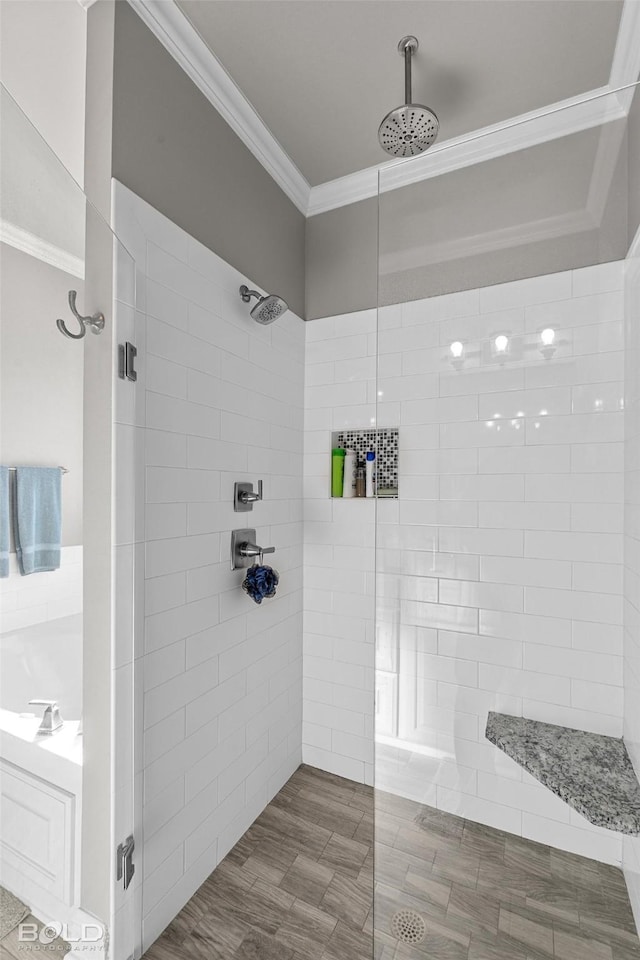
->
[378,36,439,157]
[239,285,289,325]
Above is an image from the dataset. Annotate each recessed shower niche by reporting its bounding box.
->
[331,428,399,498]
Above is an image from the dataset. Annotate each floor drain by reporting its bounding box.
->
[390,908,427,944]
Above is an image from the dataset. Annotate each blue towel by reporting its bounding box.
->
[0,467,9,578]
[14,467,62,575]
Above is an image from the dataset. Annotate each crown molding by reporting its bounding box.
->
[306,168,380,217]
[77,1,98,8]
[379,208,595,277]
[308,86,626,216]
[127,0,639,219]
[126,0,311,215]
[0,221,84,278]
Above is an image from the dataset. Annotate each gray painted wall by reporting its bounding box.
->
[112,2,305,318]
[305,116,634,320]
[0,0,86,188]
[305,197,378,320]
[0,244,83,546]
[304,203,629,320]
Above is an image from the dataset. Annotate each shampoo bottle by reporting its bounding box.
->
[365,451,376,498]
[331,448,346,497]
[343,449,356,498]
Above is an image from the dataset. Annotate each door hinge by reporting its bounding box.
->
[118,342,138,382]
[116,834,135,891]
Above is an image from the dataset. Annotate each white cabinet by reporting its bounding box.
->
[0,758,76,905]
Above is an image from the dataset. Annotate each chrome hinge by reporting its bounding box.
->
[118,342,138,382]
[116,834,135,891]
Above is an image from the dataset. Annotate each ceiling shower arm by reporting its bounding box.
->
[398,35,418,105]
[379,35,438,157]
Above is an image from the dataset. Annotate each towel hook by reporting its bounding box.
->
[56,290,105,340]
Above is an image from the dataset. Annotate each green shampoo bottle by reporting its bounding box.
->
[331,448,346,497]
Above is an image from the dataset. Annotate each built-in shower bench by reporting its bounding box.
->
[485,711,640,835]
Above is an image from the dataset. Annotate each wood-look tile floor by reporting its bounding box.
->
[0,913,69,958]
[143,764,640,960]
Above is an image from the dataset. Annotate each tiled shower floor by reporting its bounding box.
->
[143,764,640,960]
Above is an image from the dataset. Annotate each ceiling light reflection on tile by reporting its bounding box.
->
[492,334,510,363]
[449,341,465,369]
[540,327,557,359]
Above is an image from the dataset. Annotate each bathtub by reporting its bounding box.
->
[0,614,83,926]
[0,613,82,720]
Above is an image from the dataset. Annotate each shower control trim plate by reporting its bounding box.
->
[232,528,255,570]
[231,529,276,570]
[234,480,263,512]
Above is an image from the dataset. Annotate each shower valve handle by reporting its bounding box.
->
[239,542,275,559]
[239,480,263,504]
[234,480,263,512]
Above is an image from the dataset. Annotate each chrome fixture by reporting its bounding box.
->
[116,834,136,891]
[231,528,276,570]
[56,290,105,339]
[29,699,63,735]
[378,36,439,157]
[239,285,288,325]
[8,465,68,474]
[234,480,263,513]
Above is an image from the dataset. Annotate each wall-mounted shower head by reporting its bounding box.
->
[378,36,439,157]
[239,285,288,325]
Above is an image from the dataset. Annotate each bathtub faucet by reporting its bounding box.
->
[29,699,63,735]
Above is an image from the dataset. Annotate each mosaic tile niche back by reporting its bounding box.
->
[335,428,399,497]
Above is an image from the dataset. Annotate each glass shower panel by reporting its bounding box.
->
[373,82,639,956]
[0,85,141,959]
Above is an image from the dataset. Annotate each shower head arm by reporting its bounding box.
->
[239,285,262,304]
[404,45,412,104]
[398,36,418,105]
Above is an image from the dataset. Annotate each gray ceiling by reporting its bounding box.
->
[177,0,623,186]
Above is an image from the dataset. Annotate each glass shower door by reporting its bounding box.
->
[0,84,142,960]
[373,83,639,957]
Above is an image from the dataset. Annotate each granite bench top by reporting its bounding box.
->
[485,712,640,835]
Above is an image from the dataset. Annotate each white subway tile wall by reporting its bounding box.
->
[304,308,377,785]
[623,247,640,926]
[0,546,82,631]
[304,261,627,865]
[113,182,304,951]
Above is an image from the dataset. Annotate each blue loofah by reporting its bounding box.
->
[242,563,279,604]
